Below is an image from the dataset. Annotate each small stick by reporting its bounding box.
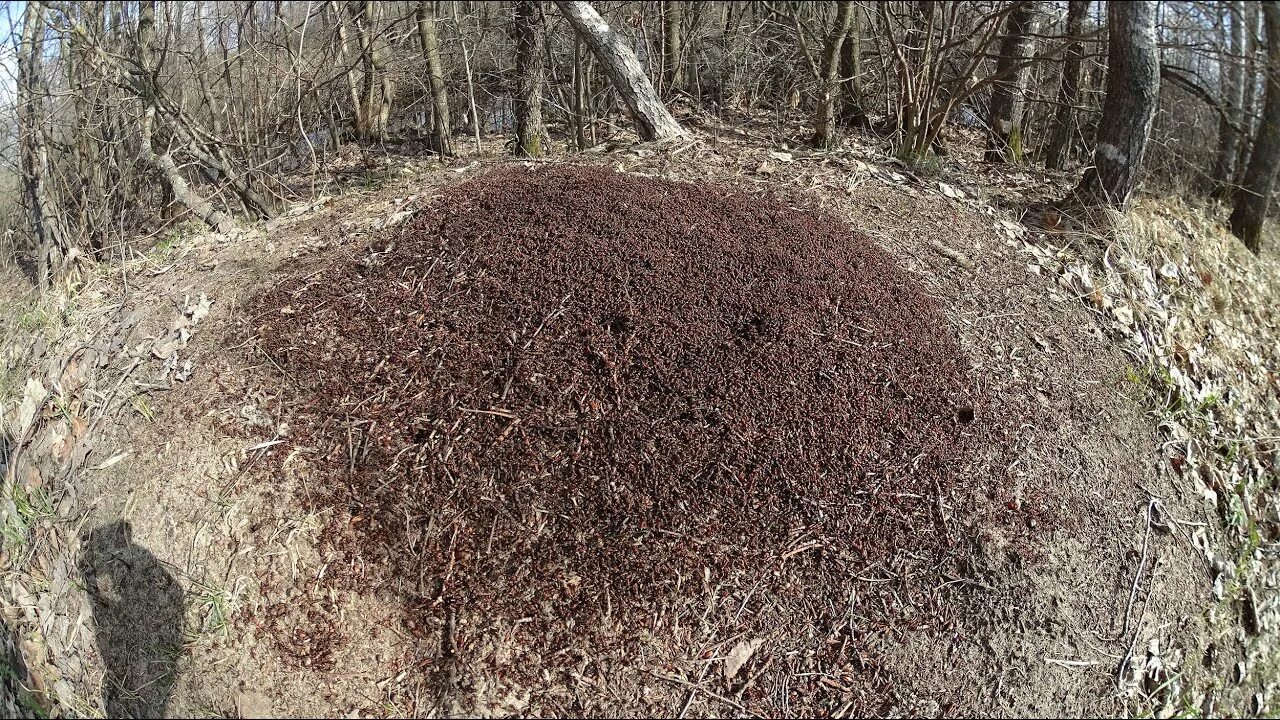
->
[928,240,975,269]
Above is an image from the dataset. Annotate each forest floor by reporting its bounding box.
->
[0,118,1276,718]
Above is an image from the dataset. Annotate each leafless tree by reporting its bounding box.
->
[514,1,546,156]
[417,1,454,156]
[555,1,686,141]
[17,2,70,287]
[812,1,856,149]
[8,0,1280,282]
[986,1,1042,163]
[663,1,684,94]
[1044,0,1089,171]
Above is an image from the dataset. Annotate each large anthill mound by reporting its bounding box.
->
[255,165,987,637]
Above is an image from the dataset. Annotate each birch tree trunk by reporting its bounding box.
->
[1072,0,1160,208]
[514,0,546,156]
[554,0,686,141]
[1229,1,1280,252]
[985,1,1042,163]
[1043,0,1088,170]
[416,1,454,156]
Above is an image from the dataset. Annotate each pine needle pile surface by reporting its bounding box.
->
[255,165,994,647]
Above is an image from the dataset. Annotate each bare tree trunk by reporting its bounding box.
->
[18,2,70,288]
[350,0,393,143]
[985,1,1042,163]
[554,0,686,141]
[662,0,684,93]
[1236,3,1263,183]
[1213,1,1247,196]
[572,33,590,149]
[1044,0,1088,170]
[514,0,546,156]
[137,1,238,234]
[812,2,856,149]
[838,2,869,129]
[1229,1,1280,252]
[416,1,454,156]
[329,0,363,132]
[1072,1,1160,209]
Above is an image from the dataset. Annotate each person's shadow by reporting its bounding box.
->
[79,521,185,718]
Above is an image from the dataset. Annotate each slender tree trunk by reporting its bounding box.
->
[1044,0,1088,170]
[1229,1,1280,252]
[17,2,69,288]
[555,0,686,141]
[1214,1,1247,195]
[1072,1,1160,209]
[572,33,590,149]
[663,0,684,93]
[897,0,937,159]
[812,2,856,149]
[329,0,363,133]
[1237,2,1263,183]
[416,1,454,156]
[838,2,869,128]
[349,0,392,143]
[136,1,238,234]
[514,0,546,156]
[986,1,1042,163]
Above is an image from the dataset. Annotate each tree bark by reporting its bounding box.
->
[662,1,684,93]
[572,33,591,149]
[1229,1,1280,252]
[985,1,1042,163]
[1072,1,1160,209]
[812,2,856,149]
[1236,3,1262,183]
[1213,1,1247,195]
[554,0,686,141]
[18,2,69,288]
[1044,0,1088,170]
[329,0,363,132]
[416,1,454,156]
[838,2,869,129]
[514,0,546,156]
[349,0,393,143]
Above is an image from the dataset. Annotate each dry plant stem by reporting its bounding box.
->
[1116,498,1155,688]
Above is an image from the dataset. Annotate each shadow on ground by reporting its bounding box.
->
[80,521,184,718]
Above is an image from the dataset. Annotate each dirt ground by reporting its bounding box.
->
[0,131,1230,718]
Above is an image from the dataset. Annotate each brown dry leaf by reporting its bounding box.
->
[755,161,775,176]
[70,415,88,441]
[724,638,764,680]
